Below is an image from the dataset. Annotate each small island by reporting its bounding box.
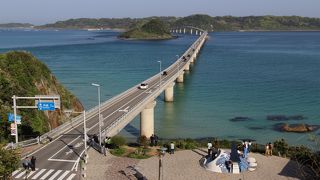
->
[118,19,173,40]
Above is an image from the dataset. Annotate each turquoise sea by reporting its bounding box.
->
[0,29,319,146]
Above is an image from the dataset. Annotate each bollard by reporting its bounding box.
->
[82,164,86,178]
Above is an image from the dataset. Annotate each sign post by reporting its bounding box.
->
[13,95,18,143]
[11,95,60,144]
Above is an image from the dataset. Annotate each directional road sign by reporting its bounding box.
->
[38,102,55,111]
[8,113,22,124]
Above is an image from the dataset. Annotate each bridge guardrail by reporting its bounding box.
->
[19,32,208,146]
[103,32,208,136]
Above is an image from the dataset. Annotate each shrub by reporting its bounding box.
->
[139,135,148,148]
[111,136,126,148]
[274,138,289,157]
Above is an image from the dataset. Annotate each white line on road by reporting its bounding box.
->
[12,169,21,176]
[15,170,26,178]
[25,168,38,178]
[66,173,77,180]
[48,158,77,163]
[57,170,70,180]
[39,169,54,180]
[31,168,46,179]
[48,135,81,161]
[47,170,62,180]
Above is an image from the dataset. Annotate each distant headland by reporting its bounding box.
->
[118,19,173,40]
[1,14,320,32]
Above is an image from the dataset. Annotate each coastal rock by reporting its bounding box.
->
[230,116,252,122]
[267,115,305,121]
[273,123,320,133]
[248,126,266,130]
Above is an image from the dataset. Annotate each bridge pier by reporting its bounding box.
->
[140,101,156,138]
[190,54,196,63]
[179,29,182,33]
[164,82,175,102]
[190,29,193,34]
[185,62,190,71]
[176,72,184,83]
[183,28,186,34]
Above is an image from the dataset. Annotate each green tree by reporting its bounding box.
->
[0,144,20,179]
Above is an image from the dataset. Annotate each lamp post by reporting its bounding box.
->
[158,147,167,180]
[157,61,162,88]
[91,83,102,147]
[175,55,180,72]
[64,110,88,162]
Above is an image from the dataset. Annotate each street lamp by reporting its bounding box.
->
[91,83,102,147]
[157,61,162,88]
[158,147,167,180]
[175,55,180,72]
[64,110,88,162]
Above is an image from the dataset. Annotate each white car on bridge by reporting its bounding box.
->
[139,83,148,89]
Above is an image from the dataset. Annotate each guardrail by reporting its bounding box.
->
[12,32,208,148]
[103,32,208,137]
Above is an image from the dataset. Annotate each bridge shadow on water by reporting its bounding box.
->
[124,123,140,138]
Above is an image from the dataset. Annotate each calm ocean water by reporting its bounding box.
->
[1,29,319,146]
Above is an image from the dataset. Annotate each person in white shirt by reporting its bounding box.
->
[170,142,175,154]
[207,142,212,156]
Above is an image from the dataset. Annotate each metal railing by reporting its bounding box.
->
[13,32,208,148]
[103,32,208,136]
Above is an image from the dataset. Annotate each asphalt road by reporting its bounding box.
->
[13,33,207,180]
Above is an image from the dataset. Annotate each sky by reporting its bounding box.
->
[1,0,320,25]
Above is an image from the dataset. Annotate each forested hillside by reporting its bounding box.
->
[0,51,83,143]
[36,14,320,31]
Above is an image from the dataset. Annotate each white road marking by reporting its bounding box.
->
[31,168,46,179]
[66,173,77,180]
[12,169,21,176]
[119,106,130,112]
[57,170,70,180]
[47,158,77,163]
[15,170,26,178]
[48,135,81,160]
[65,149,73,155]
[39,169,54,180]
[26,168,38,178]
[47,170,62,180]
[74,142,83,148]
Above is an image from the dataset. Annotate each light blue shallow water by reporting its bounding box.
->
[1,29,319,146]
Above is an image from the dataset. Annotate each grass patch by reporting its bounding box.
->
[110,147,126,156]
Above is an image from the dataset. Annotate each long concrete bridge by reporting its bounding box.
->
[12,29,208,180]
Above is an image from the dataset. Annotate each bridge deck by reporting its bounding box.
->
[16,32,208,179]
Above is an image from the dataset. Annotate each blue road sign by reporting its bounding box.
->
[8,113,21,124]
[38,102,55,111]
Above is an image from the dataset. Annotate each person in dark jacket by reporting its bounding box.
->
[30,156,36,171]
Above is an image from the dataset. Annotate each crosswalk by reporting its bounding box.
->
[12,168,77,180]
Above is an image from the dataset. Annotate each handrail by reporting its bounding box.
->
[16,31,208,147]
[103,32,208,135]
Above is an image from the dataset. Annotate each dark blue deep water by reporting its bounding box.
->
[1,29,319,146]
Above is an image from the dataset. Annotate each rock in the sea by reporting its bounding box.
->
[288,115,305,120]
[267,115,305,121]
[248,126,266,130]
[230,117,252,122]
[273,123,320,133]
[267,115,289,121]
